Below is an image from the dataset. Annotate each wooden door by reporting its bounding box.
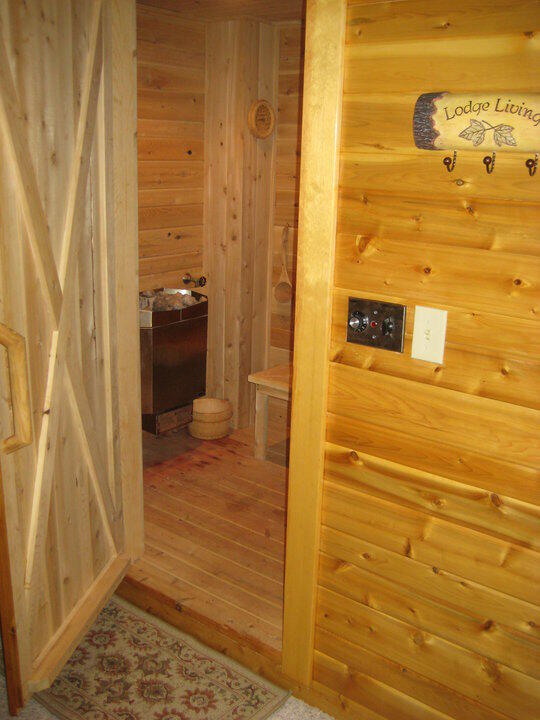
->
[0,0,143,713]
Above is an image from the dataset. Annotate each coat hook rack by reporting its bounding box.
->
[525,153,538,177]
[442,151,457,172]
[483,153,496,174]
[414,92,540,178]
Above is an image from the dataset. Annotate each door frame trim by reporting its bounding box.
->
[282,0,347,687]
[107,0,145,561]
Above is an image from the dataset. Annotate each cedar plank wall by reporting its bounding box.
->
[204,20,279,428]
[314,1,540,719]
[137,4,205,291]
[270,22,304,365]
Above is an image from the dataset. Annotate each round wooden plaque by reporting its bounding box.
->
[248,99,275,139]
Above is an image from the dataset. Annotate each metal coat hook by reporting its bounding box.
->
[483,153,496,174]
[443,151,457,172]
[525,153,538,177]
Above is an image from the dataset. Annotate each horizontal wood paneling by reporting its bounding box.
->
[137,0,304,23]
[138,188,204,207]
[137,7,205,51]
[324,443,540,550]
[318,585,539,720]
[137,4,205,290]
[137,41,205,69]
[346,0,539,44]
[320,525,539,650]
[138,251,203,277]
[314,648,450,720]
[138,118,204,140]
[340,153,540,204]
[335,234,538,320]
[139,225,203,258]
[138,63,205,94]
[139,203,203,230]
[323,478,540,606]
[326,411,539,507]
[315,2,540,718]
[313,641,508,720]
[338,189,540,256]
[138,137,204,162]
[319,552,539,679]
[343,35,540,94]
[138,90,204,122]
[138,161,204,190]
[328,362,540,469]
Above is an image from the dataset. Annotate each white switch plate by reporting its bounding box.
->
[411,306,447,364]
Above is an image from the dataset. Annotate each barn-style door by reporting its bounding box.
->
[0,0,142,713]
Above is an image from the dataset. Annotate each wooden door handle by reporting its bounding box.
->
[0,323,32,454]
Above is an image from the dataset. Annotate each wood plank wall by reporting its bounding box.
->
[205,20,279,427]
[313,1,540,718]
[136,4,205,291]
[270,22,304,365]
[135,4,300,428]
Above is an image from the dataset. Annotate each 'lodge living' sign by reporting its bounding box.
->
[413,92,540,152]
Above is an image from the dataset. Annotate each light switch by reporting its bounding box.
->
[411,306,447,364]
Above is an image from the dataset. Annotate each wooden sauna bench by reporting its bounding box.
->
[248,364,292,460]
[117,431,288,672]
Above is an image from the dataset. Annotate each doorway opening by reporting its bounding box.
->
[118,0,305,671]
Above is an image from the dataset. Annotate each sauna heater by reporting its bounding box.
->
[140,290,208,434]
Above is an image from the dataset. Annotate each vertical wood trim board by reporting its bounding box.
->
[110,0,144,560]
[225,19,257,427]
[204,20,279,427]
[204,21,231,406]
[282,0,346,686]
[270,21,305,364]
[252,23,279,384]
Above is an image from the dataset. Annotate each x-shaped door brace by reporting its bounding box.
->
[0,1,116,606]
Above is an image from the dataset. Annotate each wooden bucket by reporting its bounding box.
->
[188,397,232,439]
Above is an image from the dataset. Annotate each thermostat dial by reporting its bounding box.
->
[348,312,368,332]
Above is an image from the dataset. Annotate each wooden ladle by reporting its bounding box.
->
[274,224,293,303]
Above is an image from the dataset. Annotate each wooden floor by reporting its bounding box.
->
[119,425,288,663]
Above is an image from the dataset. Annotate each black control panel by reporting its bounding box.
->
[347,297,406,353]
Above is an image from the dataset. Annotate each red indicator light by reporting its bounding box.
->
[370,320,377,328]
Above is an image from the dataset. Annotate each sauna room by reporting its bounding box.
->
[0,1,538,720]
[127,0,306,668]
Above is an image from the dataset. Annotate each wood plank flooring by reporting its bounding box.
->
[119,429,288,662]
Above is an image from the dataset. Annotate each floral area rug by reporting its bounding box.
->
[36,597,289,720]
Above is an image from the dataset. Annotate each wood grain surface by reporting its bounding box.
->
[313,1,540,718]
[136,4,206,291]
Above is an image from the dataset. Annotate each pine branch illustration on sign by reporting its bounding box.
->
[459,119,517,147]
